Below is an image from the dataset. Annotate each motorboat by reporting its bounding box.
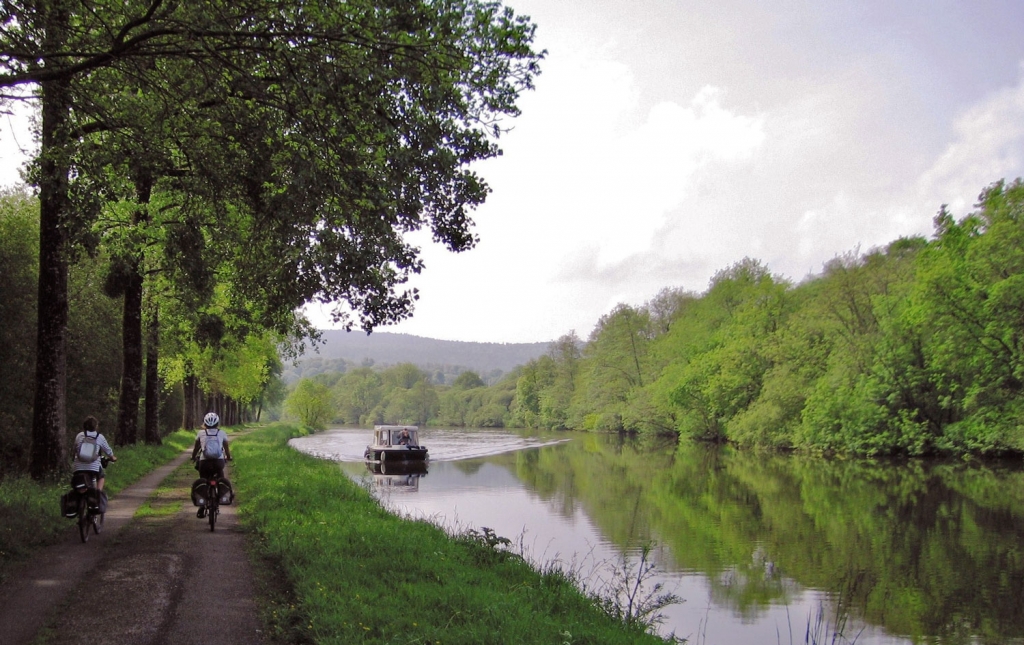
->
[364,425,428,463]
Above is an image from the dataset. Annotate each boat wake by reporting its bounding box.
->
[289,427,568,463]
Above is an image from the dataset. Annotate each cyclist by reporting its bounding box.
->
[72,416,116,491]
[191,412,232,518]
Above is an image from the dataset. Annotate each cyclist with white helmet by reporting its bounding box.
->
[191,412,232,517]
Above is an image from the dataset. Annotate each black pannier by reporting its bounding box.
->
[60,491,78,518]
[218,480,234,505]
[191,478,233,506]
[191,479,208,507]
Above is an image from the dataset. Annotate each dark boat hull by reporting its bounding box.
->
[364,446,429,462]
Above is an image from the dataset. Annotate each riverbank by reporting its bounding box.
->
[1,425,670,643]
[231,423,669,644]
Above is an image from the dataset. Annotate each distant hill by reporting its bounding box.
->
[283,330,551,384]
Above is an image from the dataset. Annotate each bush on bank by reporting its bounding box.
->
[231,423,667,645]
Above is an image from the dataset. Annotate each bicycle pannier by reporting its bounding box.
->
[60,491,78,518]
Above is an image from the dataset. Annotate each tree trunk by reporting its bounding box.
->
[115,175,152,446]
[144,305,161,445]
[29,27,72,480]
[115,262,143,445]
[183,373,199,430]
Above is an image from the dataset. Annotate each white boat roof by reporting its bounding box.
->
[374,425,419,430]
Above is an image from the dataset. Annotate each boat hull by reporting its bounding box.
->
[364,446,429,462]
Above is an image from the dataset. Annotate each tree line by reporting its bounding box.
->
[0,1,542,478]
[287,179,1024,457]
[513,179,1024,456]
[284,363,514,430]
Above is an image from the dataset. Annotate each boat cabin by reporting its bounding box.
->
[373,425,422,447]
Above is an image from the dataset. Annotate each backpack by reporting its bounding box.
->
[77,431,100,463]
[203,429,224,460]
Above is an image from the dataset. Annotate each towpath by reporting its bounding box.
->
[0,451,265,645]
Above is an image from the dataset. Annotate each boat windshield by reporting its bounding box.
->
[391,429,416,445]
[374,426,420,446]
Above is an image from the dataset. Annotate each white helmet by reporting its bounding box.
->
[203,412,220,428]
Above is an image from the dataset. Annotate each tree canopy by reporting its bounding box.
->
[1,0,543,477]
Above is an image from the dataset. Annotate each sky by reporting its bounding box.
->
[4,0,1024,344]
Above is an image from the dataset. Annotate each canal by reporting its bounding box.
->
[290,427,1024,644]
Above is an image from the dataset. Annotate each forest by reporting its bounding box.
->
[286,179,1024,457]
[0,1,542,479]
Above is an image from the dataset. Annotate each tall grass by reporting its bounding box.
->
[0,430,194,579]
[232,424,668,644]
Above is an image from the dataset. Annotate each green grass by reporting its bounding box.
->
[134,473,189,518]
[0,430,194,580]
[232,424,668,645]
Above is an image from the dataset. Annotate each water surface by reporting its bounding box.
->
[290,427,1024,645]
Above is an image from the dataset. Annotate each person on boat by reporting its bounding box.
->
[72,416,117,491]
[191,412,232,517]
[398,429,411,445]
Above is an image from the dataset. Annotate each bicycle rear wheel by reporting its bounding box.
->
[208,485,218,531]
[78,497,89,543]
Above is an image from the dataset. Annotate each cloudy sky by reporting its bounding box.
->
[4,0,1024,344]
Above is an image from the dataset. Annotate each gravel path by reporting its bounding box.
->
[0,452,266,645]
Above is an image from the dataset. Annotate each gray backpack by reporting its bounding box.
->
[203,429,224,459]
[77,431,100,462]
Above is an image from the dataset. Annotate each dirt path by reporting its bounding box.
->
[0,453,266,645]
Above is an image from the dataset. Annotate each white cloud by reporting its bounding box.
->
[916,65,1024,215]
[484,50,767,275]
[376,45,768,341]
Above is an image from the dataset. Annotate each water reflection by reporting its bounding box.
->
[292,428,1024,645]
[364,460,428,492]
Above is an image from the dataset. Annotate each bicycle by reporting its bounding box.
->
[70,456,109,543]
[193,460,232,532]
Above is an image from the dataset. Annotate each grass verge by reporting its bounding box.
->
[231,423,668,645]
[0,430,194,580]
[133,462,192,519]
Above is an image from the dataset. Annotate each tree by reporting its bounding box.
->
[453,371,487,389]
[509,355,557,428]
[573,307,651,430]
[333,367,384,426]
[0,189,39,473]
[909,180,1024,451]
[2,1,542,476]
[284,378,334,431]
